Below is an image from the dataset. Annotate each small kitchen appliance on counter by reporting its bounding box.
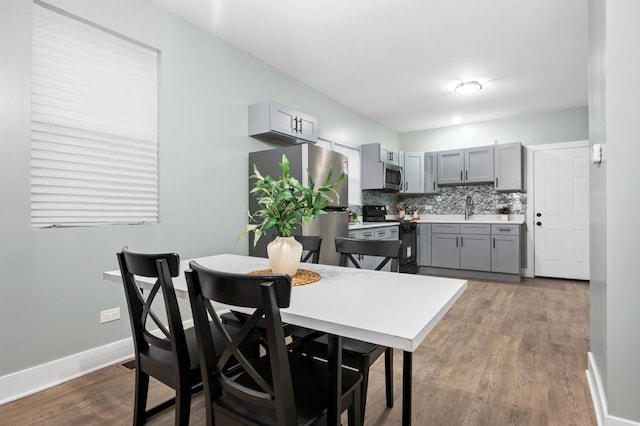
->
[362,205,418,274]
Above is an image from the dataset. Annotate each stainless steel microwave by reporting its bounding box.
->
[383,162,403,191]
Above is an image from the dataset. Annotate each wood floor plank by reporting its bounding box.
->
[0,277,596,425]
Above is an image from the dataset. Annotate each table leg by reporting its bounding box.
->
[402,350,413,426]
[327,334,343,426]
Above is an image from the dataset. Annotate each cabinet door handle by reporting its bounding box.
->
[460,171,463,181]
[465,170,468,180]
[433,181,436,190]
[496,177,499,187]
[405,182,408,190]
[493,237,496,249]
[298,117,303,132]
[460,236,463,247]
[456,237,459,247]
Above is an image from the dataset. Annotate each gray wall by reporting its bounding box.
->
[0,0,398,376]
[400,106,588,152]
[589,0,640,421]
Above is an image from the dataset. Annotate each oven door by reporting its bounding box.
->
[399,222,418,273]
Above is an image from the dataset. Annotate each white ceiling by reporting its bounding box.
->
[148,0,588,133]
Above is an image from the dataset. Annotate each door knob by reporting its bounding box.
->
[536,212,542,217]
[536,221,542,226]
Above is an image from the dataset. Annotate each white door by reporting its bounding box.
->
[533,147,590,279]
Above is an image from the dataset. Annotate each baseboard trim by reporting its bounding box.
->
[587,352,640,426]
[0,338,133,405]
[0,319,194,406]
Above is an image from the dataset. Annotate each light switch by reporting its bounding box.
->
[591,144,603,164]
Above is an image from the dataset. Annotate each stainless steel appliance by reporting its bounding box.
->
[248,144,349,266]
[362,205,418,273]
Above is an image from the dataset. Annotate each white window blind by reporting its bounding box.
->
[31,3,159,228]
[333,143,361,206]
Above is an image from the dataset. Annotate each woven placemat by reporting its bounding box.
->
[248,268,321,286]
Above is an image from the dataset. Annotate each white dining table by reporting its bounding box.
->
[104,253,467,425]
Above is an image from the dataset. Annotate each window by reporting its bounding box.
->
[31,2,159,228]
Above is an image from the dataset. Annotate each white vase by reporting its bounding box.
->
[499,214,509,221]
[267,236,303,276]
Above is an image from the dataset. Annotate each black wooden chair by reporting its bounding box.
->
[186,260,363,426]
[291,237,402,422]
[295,235,323,264]
[117,247,258,425]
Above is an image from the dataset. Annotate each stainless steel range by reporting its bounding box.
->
[362,205,418,274]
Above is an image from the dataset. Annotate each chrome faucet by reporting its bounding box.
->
[464,195,474,220]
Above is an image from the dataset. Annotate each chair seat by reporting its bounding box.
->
[144,323,259,375]
[214,352,362,426]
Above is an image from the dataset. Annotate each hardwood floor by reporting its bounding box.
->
[0,277,596,425]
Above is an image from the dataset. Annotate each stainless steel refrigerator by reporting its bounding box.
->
[248,144,349,266]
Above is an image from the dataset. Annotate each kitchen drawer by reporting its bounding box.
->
[375,228,389,239]
[387,227,399,240]
[491,224,520,236]
[432,223,460,234]
[360,230,375,239]
[460,224,490,235]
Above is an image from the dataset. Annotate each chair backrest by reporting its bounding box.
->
[117,247,189,370]
[185,261,296,425]
[335,237,402,272]
[295,235,322,264]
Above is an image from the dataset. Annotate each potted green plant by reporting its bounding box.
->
[240,154,345,276]
[496,205,512,221]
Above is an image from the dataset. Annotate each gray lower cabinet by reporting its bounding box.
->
[431,223,491,272]
[431,223,460,268]
[491,224,521,274]
[418,223,432,266]
[460,234,491,271]
[431,232,460,268]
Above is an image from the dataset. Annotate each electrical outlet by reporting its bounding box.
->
[100,307,120,324]
[424,205,433,211]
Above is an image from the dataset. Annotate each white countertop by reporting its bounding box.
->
[416,214,526,225]
[349,214,525,230]
[349,222,399,230]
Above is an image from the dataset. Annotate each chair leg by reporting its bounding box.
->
[384,347,394,408]
[175,386,191,426]
[356,358,371,423]
[133,368,149,425]
[175,382,192,426]
[348,378,363,426]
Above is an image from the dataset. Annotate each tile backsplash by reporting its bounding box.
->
[362,185,527,216]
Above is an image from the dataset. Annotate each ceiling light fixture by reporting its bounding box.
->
[454,80,483,95]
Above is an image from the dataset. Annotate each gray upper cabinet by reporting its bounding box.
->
[465,146,494,182]
[401,151,424,193]
[380,144,400,166]
[494,142,523,191]
[424,152,439,194]
[248,101,318,144]
[437,146,494,185]
[437,149,465,184]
